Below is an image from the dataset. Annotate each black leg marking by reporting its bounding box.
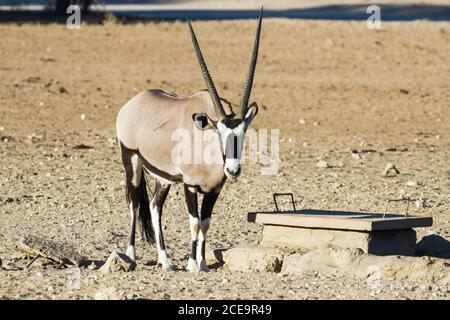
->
[150,180,173,270]
[197,190,221,271]
[184,184,201,272]
[190,240,198,260]
[200,191,220,221]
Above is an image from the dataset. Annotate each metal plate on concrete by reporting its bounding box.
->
[248,209,433,231]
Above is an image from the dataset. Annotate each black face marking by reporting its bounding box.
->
[225,134,239,159]
[221,116,243,129]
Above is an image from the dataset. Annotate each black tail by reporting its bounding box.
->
[137,171,154,244]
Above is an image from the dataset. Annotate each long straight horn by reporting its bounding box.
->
[188,20,226,119]
[239,6,263,119]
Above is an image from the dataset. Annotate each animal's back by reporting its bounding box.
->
[116,89,222,182]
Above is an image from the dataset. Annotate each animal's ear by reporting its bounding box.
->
[244,102,259,129]
[192,112,217,130]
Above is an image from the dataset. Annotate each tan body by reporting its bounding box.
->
[117,89,232,193]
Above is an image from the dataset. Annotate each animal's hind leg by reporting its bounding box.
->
[120,143,143,262]
[150,180,174,271]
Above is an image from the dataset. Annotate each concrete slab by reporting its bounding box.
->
[262,225,417,256]
[248,209,432,231]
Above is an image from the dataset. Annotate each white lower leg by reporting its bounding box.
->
[187,215,200,272]
[126,202,138,262]
[197,218,210,272]
[150,203,173,270]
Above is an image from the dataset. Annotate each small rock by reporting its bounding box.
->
[4,197,14,204]
[222,246,284,273]
[94,287,124,300]
[298,118,306,125]
[406,180,419,187]
[316,160,329,169]
[58,86,68,94]
[383,163,400,176]
[99,250,135,273]
[80,114,86,121]
[352,153,363,160]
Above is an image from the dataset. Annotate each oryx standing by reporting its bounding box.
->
[116,8,263,271]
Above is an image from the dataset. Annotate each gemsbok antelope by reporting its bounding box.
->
[116,8,263,272]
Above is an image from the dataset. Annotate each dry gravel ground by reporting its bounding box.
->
[0,17,449,299]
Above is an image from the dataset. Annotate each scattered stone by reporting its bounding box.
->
[58,86,68,94]
[298,118,306,125]
[316,160,329,169]
[282,246,450,285]
[222,246,284,273]
[27,76,41,83]
[352,153,363,160]
[27,133,43,144]
[400,89,410,94]
[16,235,86,267]
[72,144,94,150]
[383,163,400,176]
[80,114,86,121]
[406,180,419,187]
[4,197,14,204]
[99,250,136,273]
[94,286,125,300]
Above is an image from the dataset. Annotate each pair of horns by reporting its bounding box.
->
[188,7,263,119]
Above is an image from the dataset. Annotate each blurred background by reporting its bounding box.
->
[0,0,449,21]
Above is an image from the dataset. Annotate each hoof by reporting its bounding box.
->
[126,246,136,263]
[187,258,199,272]
[198,259,210,272]
[162,263,176,272]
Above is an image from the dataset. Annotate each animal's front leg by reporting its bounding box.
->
[150,181,174,271]
[184,184,200,272]
[198,191,221,272]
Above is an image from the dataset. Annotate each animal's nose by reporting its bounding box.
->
[226,166,241,177]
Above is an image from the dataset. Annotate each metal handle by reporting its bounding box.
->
[273,193,296,212]
[383,197,412,218]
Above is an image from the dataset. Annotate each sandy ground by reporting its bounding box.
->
[0,16,449,299]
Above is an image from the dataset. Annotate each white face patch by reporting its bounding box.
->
[216,121,246,179]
